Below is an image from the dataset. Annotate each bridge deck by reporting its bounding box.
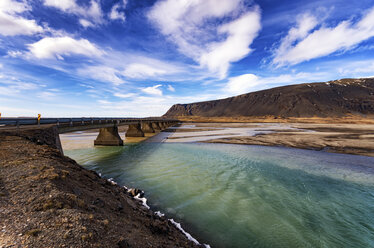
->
[0,117,177,134]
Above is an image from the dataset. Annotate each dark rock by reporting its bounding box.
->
[128,188,144,198]
[73,188,81,196]
[149,219,170,235]
[118,239,132,248]
[92,198,105,208]
[116,202,123,211]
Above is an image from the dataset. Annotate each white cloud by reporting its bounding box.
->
[97,99,111,105]
[114,92,137,98]
[141,84,163,96]
[37,91,57,100]
[0,0,30,14]
[79,19,94,28]
[78,65,125,85]
[0,0,43,36]
[97,93,220,117]
[148,0,261,79]
[122,63,167,79]
[332,59,374,78]
[43,0,103,27]
[28,36,103,59]
[43,0,77,11]
[109,3,126,22]
[273,7,374,66]
[0,81,39,91]
[225,74,260,95]
[0,86,19,96]
[225,72,326,95]
[200,9,261,78]
[167,85,175,92]
[7,50,23,58]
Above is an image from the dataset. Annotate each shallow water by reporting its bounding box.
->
[65,143,374,248]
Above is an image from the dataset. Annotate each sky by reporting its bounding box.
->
[1,0,374,117]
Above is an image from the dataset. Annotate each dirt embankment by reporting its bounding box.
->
[0,128,202,248]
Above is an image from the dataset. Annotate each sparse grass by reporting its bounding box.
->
[42,199,63,210]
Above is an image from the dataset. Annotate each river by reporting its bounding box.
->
[65,140,374,248]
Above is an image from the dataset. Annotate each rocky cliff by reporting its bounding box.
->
[164,78,374,118]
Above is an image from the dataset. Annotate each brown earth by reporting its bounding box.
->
[0,128,202,248]
[164,78,374,118]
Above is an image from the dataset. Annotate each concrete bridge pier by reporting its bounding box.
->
[94,126,123,146]
[160,122,167,130]
[126,123,145,137]
[141,122,155,133]
[151,122,161,131]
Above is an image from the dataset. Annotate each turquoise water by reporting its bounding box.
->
[65,143,374,248]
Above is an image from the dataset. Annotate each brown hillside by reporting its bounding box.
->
[164,78,374,118]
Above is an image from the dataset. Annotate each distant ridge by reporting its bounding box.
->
[164,78,374,118]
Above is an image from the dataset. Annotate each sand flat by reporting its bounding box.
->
[204,123,374,157]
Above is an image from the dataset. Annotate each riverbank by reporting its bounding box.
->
[161,122,374,157]
[203,123,374,157]
[0,128,203,247]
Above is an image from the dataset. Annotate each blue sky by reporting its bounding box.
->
[1,0,374,117]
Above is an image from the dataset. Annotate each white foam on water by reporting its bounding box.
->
[134,194,150,209]
[169,218,200,245]
[107,178,117,185]
[155,211,164,217]
[97,174,210,247]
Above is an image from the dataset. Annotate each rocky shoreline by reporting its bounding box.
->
[0,128,206,247]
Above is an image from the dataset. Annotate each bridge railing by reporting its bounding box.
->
[0,117,177,128]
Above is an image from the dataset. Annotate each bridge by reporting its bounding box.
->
[0,117,179,147]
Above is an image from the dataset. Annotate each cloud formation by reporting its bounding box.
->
[148,0,261,79]
[273,7,374,66]
[141,84,163,96]
[43,0,103,27]
[167,85,175,92]
[78,65,125,85]
[123,63,167,79]
[0,0,43,36]
[225,72,325,95]
[28,36,103,59]
[109,0,127,22]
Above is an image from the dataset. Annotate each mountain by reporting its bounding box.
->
[164,78,374,118]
